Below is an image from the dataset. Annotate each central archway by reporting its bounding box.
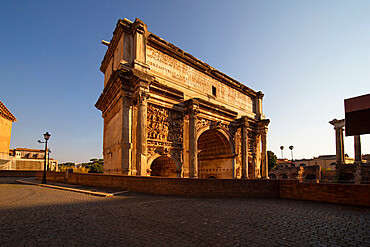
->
[150,156,177,177]
[197,129,233,179]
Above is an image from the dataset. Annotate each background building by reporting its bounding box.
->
[279,155,355,170]
[0,100,17,159]
[1,148,58,171]
[0,100,58,171]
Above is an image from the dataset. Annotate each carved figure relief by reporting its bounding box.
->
[147,103,183,143]
[197,118,212,130]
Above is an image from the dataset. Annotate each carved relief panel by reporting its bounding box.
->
[147,103,183,144]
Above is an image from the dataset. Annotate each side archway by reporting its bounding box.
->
[149,155,178,177]
[197,128,234,179]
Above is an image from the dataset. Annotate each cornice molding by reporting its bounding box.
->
[0,100,17,122]
[95,70,124,112]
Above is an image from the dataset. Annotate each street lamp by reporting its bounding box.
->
[289,145,294,165]
[280,146,284,159]
[38,132,51,184]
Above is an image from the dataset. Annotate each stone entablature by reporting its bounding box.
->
[146,46,254,113]
[96,18,270,179]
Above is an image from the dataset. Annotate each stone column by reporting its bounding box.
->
[336,126,345,164]
[121,95,132,175]
[136,91,149,176]
[251,154,257,179]
[354,135,362,164]
[261,128,268,178]
[258,119,270,179]
[256,91,264,119]
[187,100,199,178]
[241,117,249,179]
[329,119,345,165]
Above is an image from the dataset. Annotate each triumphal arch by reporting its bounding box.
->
[96,18,270,179]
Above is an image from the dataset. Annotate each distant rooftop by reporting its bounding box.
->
[10,148,45,152]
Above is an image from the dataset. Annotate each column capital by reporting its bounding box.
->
[235,116,249,129]
[241,116,249,128]
[185,98,199,115]
[329,118,345,130]
[130,68,154,86]
[258,119,270,134]
[134,91,150,105]
[256,91,264,99]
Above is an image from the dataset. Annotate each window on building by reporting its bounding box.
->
[212,86,217,96]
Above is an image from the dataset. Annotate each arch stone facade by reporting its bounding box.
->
[95,18,270,179]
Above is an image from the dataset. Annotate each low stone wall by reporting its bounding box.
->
[37,171,280,198]
[321,170,337,180]
[280,180,370,206]
[0,170,38,177]
[36,172,370,206]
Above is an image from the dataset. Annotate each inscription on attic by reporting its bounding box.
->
[147,46,253,112]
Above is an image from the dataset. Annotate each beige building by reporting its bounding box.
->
[1,148,58,171]
[96,18,270,179]
[279,155,354,170]
[0,100,17,168]
[294,155,354,170]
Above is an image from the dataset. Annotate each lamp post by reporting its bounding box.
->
[47,149,51,171]
[38,132,51,184]
[280,146,284,159]
[289,145,294,166]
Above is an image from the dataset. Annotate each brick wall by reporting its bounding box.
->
[37,171,280,198]
[0,170,37,177]
[321,170,337,180]
[36,172,370,206]
[280,180,370,206]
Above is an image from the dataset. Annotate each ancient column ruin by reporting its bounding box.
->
[329,119,345,165]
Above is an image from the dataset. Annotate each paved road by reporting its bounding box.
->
[0,177,369,247]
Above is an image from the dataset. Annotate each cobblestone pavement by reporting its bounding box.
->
[0,178,369,247]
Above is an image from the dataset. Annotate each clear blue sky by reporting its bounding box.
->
[1,0,369,163]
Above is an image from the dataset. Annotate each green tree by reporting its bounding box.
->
[87,158,104,173]
[88,163,104,173]
[267,151,277,171]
